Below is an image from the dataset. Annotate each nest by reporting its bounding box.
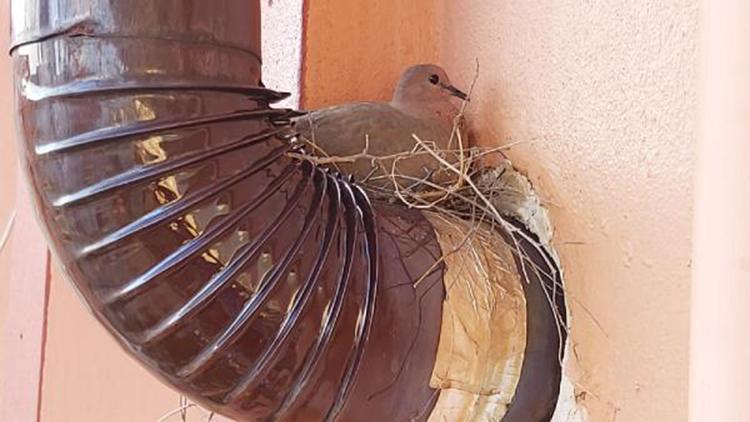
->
[288,70,567,355]
[160,69,569,421]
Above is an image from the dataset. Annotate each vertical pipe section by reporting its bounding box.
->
[690,1,750,420]
[10,1,444,420]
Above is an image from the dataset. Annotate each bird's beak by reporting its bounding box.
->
[440,82,469,101]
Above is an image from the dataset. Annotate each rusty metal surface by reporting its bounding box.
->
[10,0,261,56]
[11,1,443,420]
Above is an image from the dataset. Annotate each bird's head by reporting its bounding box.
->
[392,64,469,110]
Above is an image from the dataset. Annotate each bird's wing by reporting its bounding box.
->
[292,102,451,157]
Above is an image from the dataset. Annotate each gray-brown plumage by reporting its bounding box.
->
[293,64,469,188]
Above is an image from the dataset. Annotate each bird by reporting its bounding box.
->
[292,64,469,190]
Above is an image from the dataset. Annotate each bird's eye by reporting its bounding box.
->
[429,74,440,85]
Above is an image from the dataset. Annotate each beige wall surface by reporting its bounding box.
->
[303,1,697,421]
[435,2,697,421]
[690,1,750,420]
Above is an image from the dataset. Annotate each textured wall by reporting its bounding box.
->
[261,0,304,108]
[302,1,698,421]
[435,1,697,420]
[301,0,438,108]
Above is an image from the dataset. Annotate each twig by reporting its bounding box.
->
[0,209,16,254]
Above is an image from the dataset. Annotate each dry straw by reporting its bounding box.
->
[289,63,568,360]
[157,395,215,422]
[160,63,569,421]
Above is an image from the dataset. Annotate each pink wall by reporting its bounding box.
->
[301,1,697,421]
[301,0,438,108]
[0,0,15,405]
[435,2,696,421]
[690,1,750,420]
[1,2,51,420]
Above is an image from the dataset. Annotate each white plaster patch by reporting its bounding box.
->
[261,0,304,109]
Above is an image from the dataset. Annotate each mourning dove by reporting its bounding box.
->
[293,64,469,188]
